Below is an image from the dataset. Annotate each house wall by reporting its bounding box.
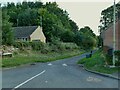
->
[103,19,120,51]
[30,26,46,43]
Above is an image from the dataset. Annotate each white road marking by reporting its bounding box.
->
[86,76,101,82]
[62,63,67,66]
[87,77,94,81]
[12,70,46,90]
[48,63,52,66]
[45,81,48,83]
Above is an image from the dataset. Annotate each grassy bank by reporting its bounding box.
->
[2,50,83,68]
[77,50,120,74]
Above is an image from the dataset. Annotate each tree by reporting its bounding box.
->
[78,26,97,49]
[69,19,79,33]
[74,32,82,46]
[2,1,97,50]
[2,9,13,45]
[99,3,120,33]
[61,30,75,42]
[18,8,39,26]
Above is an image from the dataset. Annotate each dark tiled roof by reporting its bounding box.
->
[13,26,38,38]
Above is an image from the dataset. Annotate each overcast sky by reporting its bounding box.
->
[1,0,120,35]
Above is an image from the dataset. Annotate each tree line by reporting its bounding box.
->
[99,3,120,33]
[98,2,120,47]
[2,1,98,50]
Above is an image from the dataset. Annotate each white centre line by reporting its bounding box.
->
[12,70,46,90]
[48,63,52,66]
[62,63,67,66]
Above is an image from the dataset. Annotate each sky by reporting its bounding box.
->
[0,0,120,35]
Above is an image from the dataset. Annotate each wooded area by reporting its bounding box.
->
[2,1,98,50]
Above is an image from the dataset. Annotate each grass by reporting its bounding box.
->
[2,50,84,68]
[77,50,120,74]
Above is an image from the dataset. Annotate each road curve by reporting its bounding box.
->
[2,52,119,89]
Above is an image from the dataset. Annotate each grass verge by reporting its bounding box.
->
[77,50,120,74]
[2,50,84,68]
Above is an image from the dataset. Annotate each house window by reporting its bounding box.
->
[22,38,28,41]
[26,38,27,41]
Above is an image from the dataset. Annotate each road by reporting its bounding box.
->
[2,52,119,89]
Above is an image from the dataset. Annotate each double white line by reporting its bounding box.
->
[12,70,46,90]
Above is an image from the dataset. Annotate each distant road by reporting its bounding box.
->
[2,52,118,89]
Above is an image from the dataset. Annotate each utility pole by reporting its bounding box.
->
[112,0,116,67]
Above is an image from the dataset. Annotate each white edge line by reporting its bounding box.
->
[12,70,46,89]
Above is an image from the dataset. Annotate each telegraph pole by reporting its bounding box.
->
[112,0,116,67]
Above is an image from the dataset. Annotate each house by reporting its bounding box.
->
[101,14,120,53]
[13,26,46,43]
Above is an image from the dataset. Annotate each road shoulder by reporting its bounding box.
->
[78,64,120,80]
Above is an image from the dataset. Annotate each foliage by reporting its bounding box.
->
[2,9,13,45]
[30,41,44,51]
[78,26,97,49]
[13,41,45,51]
[99,3,120,33]
[97,36,103,48]
[2,1,97,50]
[2,49,82,68]
[61,30,75,42]
[77,50,119,74]
[104,50,120,66]
[13,41,79,54]
[114,50,120,66]
[2,2,79,43]
[105,54,113,65]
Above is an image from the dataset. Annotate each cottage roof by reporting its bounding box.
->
[13,26,38,38]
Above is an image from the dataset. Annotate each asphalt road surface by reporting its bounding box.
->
[2,52,119,89]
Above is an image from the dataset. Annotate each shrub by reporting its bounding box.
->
[13,41,24,50]
[30,41,44,51]
[67,43,79,50]
[22,41,29,48]
[13,41,80,53]
[40,43,51,54]
[114,50,120,66]
[105,54,113,65]
[51,42,79,51]
[105,50,120,66]
[13,41,45,51]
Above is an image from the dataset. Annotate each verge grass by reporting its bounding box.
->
[77,50,120,74]
[2,50,83,68]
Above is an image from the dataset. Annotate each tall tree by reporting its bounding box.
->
[2,9,13,45]
[99,3,120,33]
[78,26,97,49]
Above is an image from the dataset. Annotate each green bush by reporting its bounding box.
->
[13,41,44,51]
[40,43,51,54]
[62,43,79,50]
[30,41,44,51]
[105,51,120,66]
[13,41,24,50]
[13,41,80,53]
[52,42,79,51]
[22,41,29,47]
[114,50,120,66]
[105,54,113,65]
